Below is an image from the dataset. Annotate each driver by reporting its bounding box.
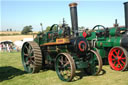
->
[58,24,63,35]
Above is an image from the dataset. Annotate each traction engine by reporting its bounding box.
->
[81,2,128,71]
[21,3,102,81]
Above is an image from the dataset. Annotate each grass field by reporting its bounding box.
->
[0,52,128,85]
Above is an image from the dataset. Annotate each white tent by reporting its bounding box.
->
[14,38,33,48]
[23,38,33,43]
[14,41,24,48]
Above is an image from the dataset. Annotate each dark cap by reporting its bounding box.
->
[124,2,128,4]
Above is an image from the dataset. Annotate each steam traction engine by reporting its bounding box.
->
[81,2,128,71]
[21,3,102,81]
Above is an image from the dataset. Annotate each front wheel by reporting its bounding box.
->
[108,46,128,71]
[55,53,76,82]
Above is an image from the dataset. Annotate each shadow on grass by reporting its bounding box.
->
[41,67,107,82]
[125,68,128,71]
[72,69,106,82]
[0,66,26,82]
[99,69,106,75]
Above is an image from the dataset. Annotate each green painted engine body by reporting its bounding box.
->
[80,26,127,64]
[33,24,93,70]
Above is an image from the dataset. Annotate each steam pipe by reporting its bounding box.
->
[69,3,79,37]
[124,2,128,28]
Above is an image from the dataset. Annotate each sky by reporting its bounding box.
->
[1,0,128,31]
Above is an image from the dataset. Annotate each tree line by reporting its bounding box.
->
[21,25,85,34]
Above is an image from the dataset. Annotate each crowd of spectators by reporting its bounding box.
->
[0,43,20,52]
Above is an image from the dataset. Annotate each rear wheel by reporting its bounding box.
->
[108,46,128,71]
[21,41,42,73]
[55,53,76,82]
[84,50,102,75]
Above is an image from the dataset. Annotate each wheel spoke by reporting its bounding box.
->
[25,56,29,62]
[25,61,30,66]
[121,57,126,60]
[29,54,34,59]
[112,58,116,61]
[118,49,120,56]
[113,61,116,65]
[119,64,123,68]
[112,54,116,58]
[28,45,31,53]
[65,57,68,64]
[60,56,64,65]
[118,61,123,68]
[113,50,118,55]
[29,45,33,54]
[64,61,70,67]
[116,63,119,67]
[120,52,124,57]
[120,60,125,65]
[24,53,29,56]
[25,45,29,52]
[31,60,35,64]
[29,46,33,55]
[28,45,31,50]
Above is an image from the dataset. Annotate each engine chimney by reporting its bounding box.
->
[124,2,128,28]
[69,3,79,37]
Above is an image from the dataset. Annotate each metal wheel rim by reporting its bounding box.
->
[55,53,75,82]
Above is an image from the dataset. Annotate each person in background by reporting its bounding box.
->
[3,44,6,52]
[16,46,20,52]
[7,44,10,52]
[0,43,2,52]
[9,44,13,52]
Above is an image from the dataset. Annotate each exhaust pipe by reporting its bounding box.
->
[69,3,79,37]
[124,2,128,29]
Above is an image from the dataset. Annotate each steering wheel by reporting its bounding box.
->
[49,24,59,32]
[92,25,106,31]
[92,25,106,37]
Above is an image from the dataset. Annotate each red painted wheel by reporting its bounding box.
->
[108,46,128,71]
